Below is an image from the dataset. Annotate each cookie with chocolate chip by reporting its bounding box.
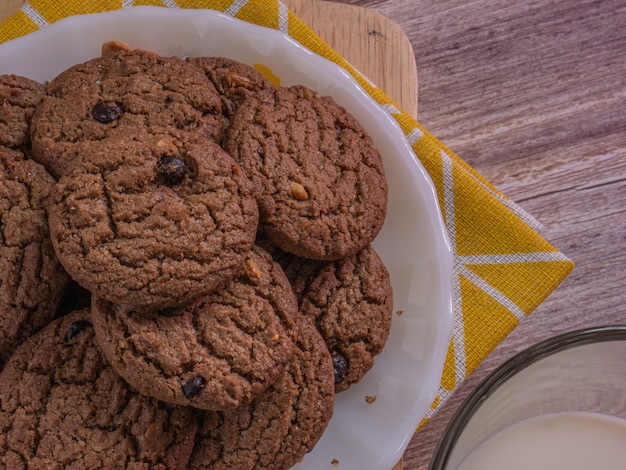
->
[0,74,45,152]
[276,244,393,392]
[0,309,197,469]
[91,245,298,411]
[30,47,222,178]
[189,315,334,470]
[224,84,388,261]
[0,148,69,367]
[47,130,258,311]
[188,56,274,141]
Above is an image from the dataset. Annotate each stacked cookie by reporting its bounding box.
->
[0,43,393,469]
[0,74,70,367]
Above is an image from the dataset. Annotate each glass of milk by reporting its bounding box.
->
[429,326,626,470]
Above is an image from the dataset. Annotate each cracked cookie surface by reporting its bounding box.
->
[30,48,222,178]
[188,56,274,143]
[91,245,298,411]
[0,309,197,469]
[225,85,388,261]
[47,130,258,311]
[0,148,69,367]
[276,244,393,392]
[0,74,45,152]
[189,315,334,470]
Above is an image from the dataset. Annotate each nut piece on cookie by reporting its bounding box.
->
[188,56,275,141]
[101,40,132,55]
[290,181,309,201]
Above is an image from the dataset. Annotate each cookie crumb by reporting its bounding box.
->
[331,458,340,467]
[365,395,377,404]
[396,310,404,316]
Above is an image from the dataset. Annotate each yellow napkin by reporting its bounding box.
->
[0,0,574,428]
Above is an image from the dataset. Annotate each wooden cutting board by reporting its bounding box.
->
[284,0,418,118]
[0,1,416,468]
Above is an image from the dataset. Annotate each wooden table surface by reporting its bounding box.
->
[2,1,625,469]
[346,0,624,469]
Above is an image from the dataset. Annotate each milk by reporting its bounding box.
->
[457,411,626,470]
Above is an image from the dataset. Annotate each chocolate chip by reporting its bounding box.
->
[332,352,348,384]
[91,102,122,123]
[158,155,186,185]
[181,375,206,398]
[65,320,93,341]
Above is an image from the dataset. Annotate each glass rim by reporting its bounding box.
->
[428,325,626,470]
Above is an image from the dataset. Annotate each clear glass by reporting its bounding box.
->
[429,325,626,470]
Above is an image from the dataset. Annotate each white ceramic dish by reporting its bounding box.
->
[0,7,453,469]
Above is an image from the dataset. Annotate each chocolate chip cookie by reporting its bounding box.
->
[276,244,393,392]
[0,309,197,469]
[91,245,298,411]
[30,47,222,178]
[0,74,45,151]
[188,56,274,140]
[225,85,388,261]
[189,315,334,470]
[47,130,258,311]
[0,148,69,367]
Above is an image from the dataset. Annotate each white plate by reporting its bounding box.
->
[0,7,453,469]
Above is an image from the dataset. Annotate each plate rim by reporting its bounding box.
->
[0,6,454,469]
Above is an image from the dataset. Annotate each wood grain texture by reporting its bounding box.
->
[339,0,625,469]
[0,0,26,22]
[285,0,418,116]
